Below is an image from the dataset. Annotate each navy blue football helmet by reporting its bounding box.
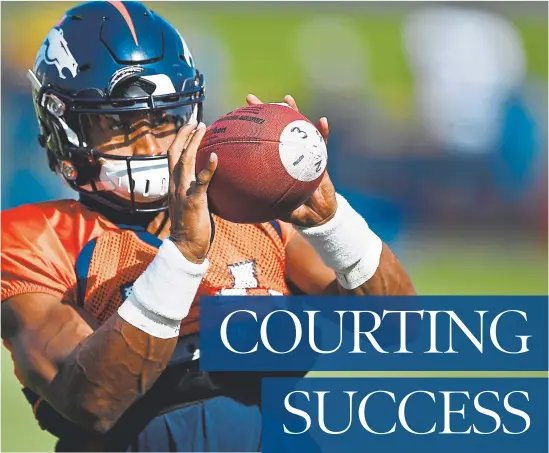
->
[29,1,204,213]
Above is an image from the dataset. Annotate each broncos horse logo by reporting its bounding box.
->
[35,28,78,79]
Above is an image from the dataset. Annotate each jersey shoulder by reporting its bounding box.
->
[2,199,115,246]
[1,199,116,302]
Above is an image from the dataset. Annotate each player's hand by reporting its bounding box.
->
[246,94,338,227]
[167,121,218,263]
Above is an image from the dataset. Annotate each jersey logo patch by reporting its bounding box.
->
[218,260,283,296]
[228,260,258,289]
[219,260,257,295]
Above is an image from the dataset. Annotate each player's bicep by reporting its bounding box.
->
[284,233,338,295]
[1,293,94,396]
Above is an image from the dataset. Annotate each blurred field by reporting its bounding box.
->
[2,2,548,114]
[2,235,547,452]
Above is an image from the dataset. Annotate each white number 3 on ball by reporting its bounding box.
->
[279,120,328,182]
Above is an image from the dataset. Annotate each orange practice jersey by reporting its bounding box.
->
[1,199,297,362]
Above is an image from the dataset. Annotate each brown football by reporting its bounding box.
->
[196,103,327,223]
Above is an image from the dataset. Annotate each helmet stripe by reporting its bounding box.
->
[56,15,67,27]
[107,1,139,46]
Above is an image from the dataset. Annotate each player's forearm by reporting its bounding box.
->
[51,239,209,434]
[337,243,415,296]
[297,193,415,297]
[49,313,177,434]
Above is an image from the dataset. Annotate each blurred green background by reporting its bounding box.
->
[1,1,547,451]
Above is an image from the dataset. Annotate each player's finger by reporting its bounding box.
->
[194,152,218,197]
[180,122,206,186]
[168,120,198,174]
[246,94,263,105]
[283,95,299,112]
[317,116,329,144]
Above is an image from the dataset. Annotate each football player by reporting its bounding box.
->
[1,1,415,451]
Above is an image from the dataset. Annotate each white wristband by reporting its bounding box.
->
[295,193,382,290]
[117,238,209,339]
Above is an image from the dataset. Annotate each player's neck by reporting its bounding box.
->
[79,194,163,230]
